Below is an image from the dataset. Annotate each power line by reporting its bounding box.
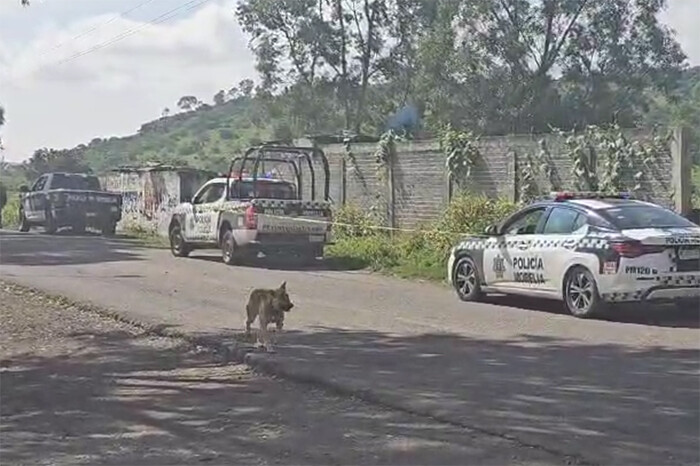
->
[38,0,157,58]
[32,0,213,75]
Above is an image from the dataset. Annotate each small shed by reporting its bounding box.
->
[99,163,214,236]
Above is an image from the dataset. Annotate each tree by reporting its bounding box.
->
[22,147,92,180]
[161,107,171,117]
[451,0,686,132]
[176,95,201,112]
[213,90,226,106]
[236,0,393,133]
[238,79,255,98]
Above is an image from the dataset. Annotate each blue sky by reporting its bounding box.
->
[0,0,698,162]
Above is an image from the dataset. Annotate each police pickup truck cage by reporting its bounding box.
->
[225,144,330,202]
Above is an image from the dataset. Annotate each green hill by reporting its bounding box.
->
[80,96,271,174]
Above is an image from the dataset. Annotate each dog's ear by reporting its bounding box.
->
[279,281,287,291]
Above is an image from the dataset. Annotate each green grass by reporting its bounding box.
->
[324,196,519,282]
[326,234,448,282]
[118,227,170,249]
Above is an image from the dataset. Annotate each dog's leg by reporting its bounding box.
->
[259,319,274,353]
[245,303,254,336]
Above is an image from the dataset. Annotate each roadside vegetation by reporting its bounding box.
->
[327,195,518,281]
[2,195,20,228]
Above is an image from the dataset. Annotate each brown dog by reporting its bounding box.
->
[245,281,294,352]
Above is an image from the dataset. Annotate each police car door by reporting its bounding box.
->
[494,207,547,288]
[188,182,225,241]
[535,206,588,292]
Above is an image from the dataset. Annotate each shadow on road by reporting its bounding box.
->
[0,231,146,267]
[243,326,700,466]
[482,294,700,329]
[1,328,531,466]
[189,251,367,272]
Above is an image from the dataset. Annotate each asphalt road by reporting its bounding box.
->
[2,283,555,466]
[1,230,699,465]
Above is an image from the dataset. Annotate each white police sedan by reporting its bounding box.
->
[447,192,700,317]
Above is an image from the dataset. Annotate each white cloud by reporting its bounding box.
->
[0,0,255,162]
[0,0,697,164]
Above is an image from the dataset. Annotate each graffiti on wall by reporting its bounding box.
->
[122,191,141,214]
[101,169,212,236]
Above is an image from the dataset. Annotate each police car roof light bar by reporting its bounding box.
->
[551,191,632,201]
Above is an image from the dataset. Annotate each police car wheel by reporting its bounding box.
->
[563,267,603,318]
[453,256,483,302]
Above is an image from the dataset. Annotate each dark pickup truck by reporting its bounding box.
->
[18,172,122,235]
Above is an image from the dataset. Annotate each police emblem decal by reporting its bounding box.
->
[493,255,506,279]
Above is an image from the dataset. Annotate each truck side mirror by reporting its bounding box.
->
[19,185,29,193]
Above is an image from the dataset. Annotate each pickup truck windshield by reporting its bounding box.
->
[232,180,296,200]
[50,174,101,191]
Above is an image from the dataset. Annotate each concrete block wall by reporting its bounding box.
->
[100,169,212,236]
[319,128,681,229]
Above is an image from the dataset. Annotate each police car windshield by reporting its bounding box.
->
[50,174,101,190]
[600,205,696,230]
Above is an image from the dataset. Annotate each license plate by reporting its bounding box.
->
[86,212,97,217]
[309,234,325,243]
[678,248,700,260]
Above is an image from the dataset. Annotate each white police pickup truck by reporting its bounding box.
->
[168,145,333,265]
[448,192,700,317]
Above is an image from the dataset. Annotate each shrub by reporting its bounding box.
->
[2,196,20,228]
[332,203,379,239]
[327,194,518,281]
[427,193,518,253]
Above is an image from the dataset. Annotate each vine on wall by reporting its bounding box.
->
[342,134,366,188]
[555,124,669,196]
[439,124,481,189]
[372,130,402,223]
[518,138,561,203]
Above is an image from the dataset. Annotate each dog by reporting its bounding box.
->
[245,281,294,352]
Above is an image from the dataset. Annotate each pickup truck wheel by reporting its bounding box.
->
[221,229,240,265]
[18,209,30,232]
[169,224,191,257]
[44,210,57,234]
